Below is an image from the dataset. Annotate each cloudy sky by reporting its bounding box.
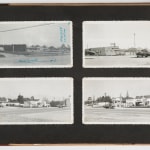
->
[83,21,150,49]
[83,78,150,100]
[0,21,71,47]
[0,78,73,100]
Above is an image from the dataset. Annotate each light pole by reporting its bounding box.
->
[134,33,136,48]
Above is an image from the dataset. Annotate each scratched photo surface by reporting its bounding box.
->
[83,21,150,68]
[0,78,73,124]
[83,78,150,124]
[0,21,72,68]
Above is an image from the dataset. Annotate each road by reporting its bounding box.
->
[84,55,150,67]
[84,107,150,124]
[0,107,72,124]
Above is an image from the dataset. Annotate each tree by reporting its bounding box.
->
[49,46,57,50]
[104,96,112,103]
[0,97,7,102]
[31,96,34,100]
[60,44,66,49]
[96,96,112,103]
[42,45,47,48]
[17,95,24,104]
[50,100,64,107]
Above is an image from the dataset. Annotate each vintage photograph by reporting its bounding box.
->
[83,21,150,68]
[1,146,150,150]
[0,78,73,124]
[83,78,150,124]
[0,21,72,67]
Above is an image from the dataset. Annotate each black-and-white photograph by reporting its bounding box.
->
[83,78,150,124]
[1,145,150,150]
[83,21,150,68]
[0,78,73,124]
[0,21,72,68]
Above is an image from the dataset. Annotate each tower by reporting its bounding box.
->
[126,91,129,99]
[120,93,122,101]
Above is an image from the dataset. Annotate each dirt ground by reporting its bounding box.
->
[84,55,150,67]
[0,52,71,67]
[84,107,150,124]
[0,107,72,124]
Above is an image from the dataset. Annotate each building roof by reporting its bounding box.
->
[136,95,150,99]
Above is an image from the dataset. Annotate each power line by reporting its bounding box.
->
[0,23,57,33]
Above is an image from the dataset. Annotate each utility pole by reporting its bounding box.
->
[126,91,129,99]
[120,93,122,107]
[104,92,107,107]
[134,33,136,48]
[13,44,14,53]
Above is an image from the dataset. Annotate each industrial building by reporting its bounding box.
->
[0,44,27,53]
[85,45,116,56]
[85,43,124,56]
[85,43,138,56]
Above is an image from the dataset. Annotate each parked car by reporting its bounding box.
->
[103,103,115,109]
[57,104,65,108]
[136,49,150,57]
[85,50,96,56]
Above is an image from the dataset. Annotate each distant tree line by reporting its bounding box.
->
[0,95,69,107]
[0,97,7,102]
[30,44,70,50]
[85,96,112,105]
[50,100,68,107]
[96,96,112,103]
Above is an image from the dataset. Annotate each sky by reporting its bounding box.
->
[0,78,73,100]
[0,21,71,47]
[83,78,150,100]
[83,21,150,49]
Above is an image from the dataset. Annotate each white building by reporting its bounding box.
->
[112,97,126,108]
